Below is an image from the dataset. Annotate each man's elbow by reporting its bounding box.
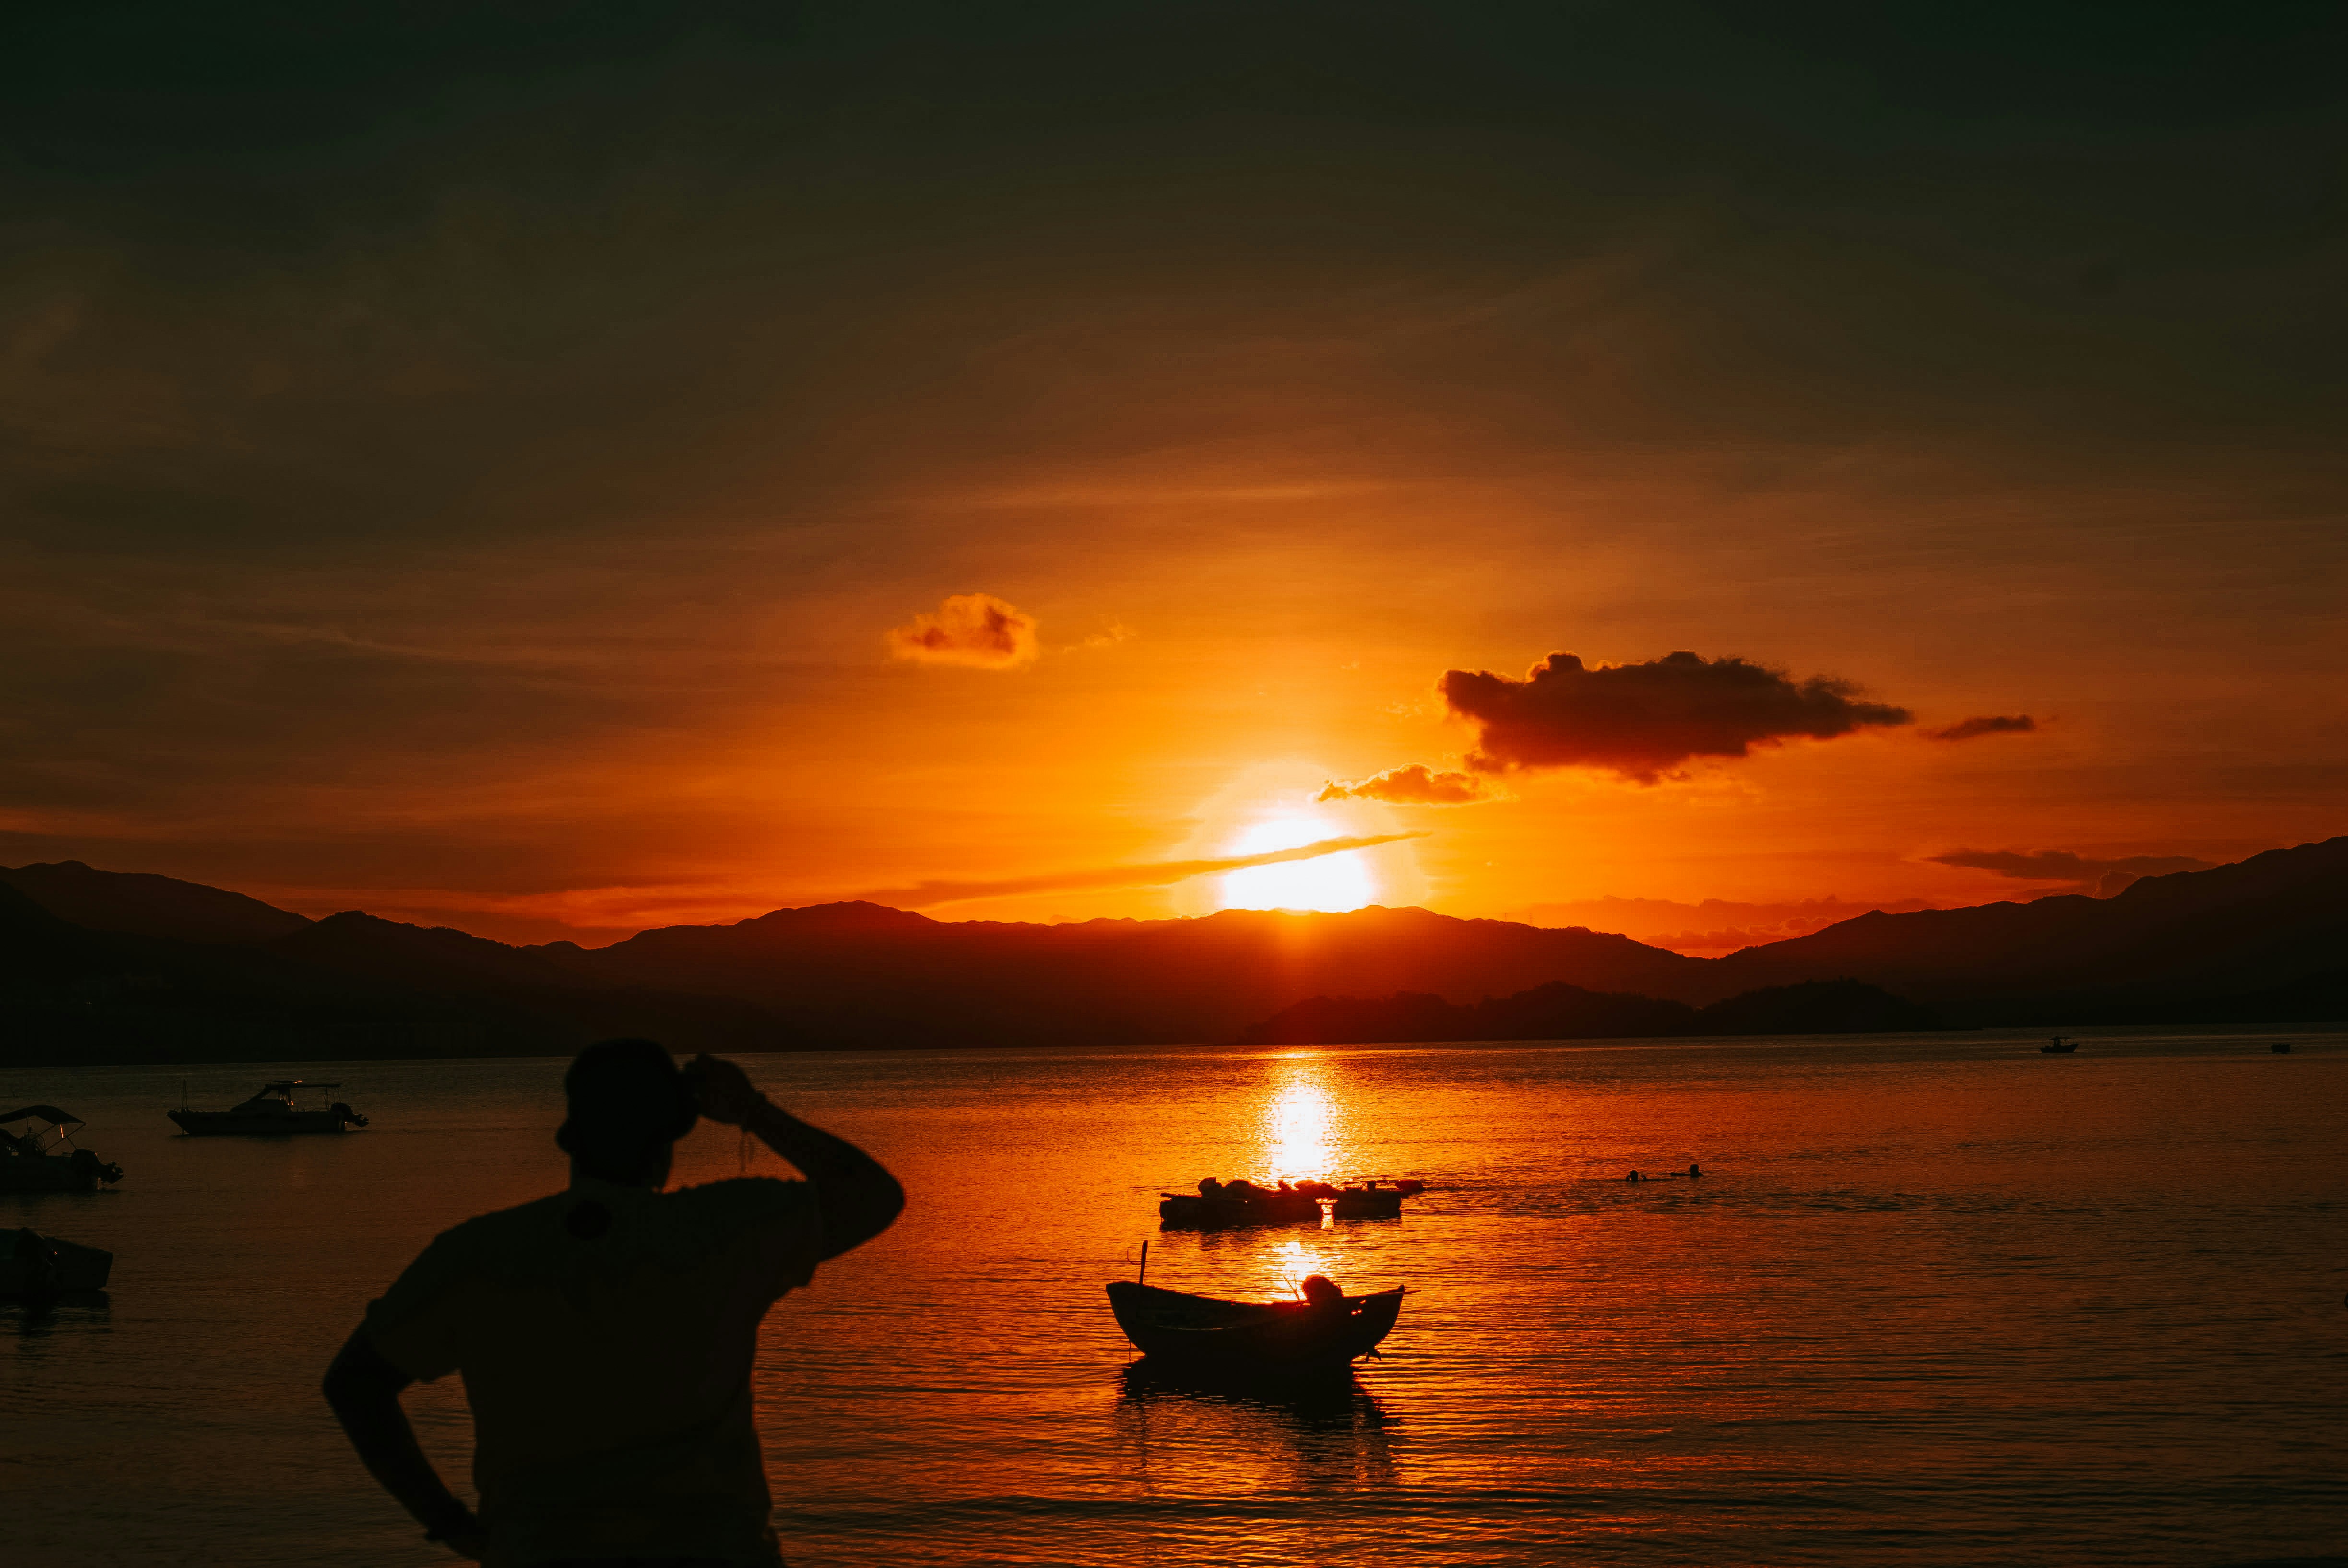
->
[822,1176,906,1258]
[324,1328,409,1415]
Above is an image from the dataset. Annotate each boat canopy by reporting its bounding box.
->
[259,1081,339,1091]
[0,1106,83,1129]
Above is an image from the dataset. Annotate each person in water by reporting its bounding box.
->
[322,1039,904,1567]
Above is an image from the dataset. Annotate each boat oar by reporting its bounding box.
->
[1138,1239,1149,1286]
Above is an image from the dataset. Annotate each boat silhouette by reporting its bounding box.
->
[2,1228,113,1295]
[1158,1177,1423,1228]
[1106,1280,1407,1375]
[169,1081,368,1136]
[0,1107,125,1191]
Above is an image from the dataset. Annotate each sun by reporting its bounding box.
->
[1218,815,1377,912]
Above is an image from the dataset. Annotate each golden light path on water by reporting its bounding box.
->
[1261,1053,1341,1184]
[1255,1053,1350,1293]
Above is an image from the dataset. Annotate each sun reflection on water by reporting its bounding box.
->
[1272,1235,1333,1297]
[1262,1059,1339,1183]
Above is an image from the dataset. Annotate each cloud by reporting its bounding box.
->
[1924,848,2214,897]
[1440,650,1912,784]
[853,832,1427,909]
[1924,714,2039,742]
[886,593,1040,669]
[1317,765,1494,805]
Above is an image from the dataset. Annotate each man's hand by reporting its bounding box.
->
[324,1328,487,1561]
[685,1054,766,1126]
[434,1515,489,1561]
[683,1056,904,1258]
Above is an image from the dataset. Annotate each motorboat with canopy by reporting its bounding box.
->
[0,1106,125,1192]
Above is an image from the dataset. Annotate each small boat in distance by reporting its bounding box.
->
[169,1081,368,1136]
[1105,1278,1407,1375]
[0,1106,125,1192]
[2271,1042,2292,1053]
[2040,1038,2078,1054]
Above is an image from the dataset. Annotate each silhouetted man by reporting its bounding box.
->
[324,1041,903,1566]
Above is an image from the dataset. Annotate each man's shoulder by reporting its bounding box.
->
[422,1191,572,1260]
[664,1175,814,1225]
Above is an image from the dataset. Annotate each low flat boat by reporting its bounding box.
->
[2040,1038,2078,1054]
[0,1106,125,1192]
[169,1081,368,1136]
[1158,1186,1320,1228]
[2272,1042,2292,1053]
[1106,1280,1407,1375]
[1159,1177,1426,1228]
[2,1228,113,1295]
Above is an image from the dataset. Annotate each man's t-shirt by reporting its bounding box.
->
[365,1174,824,1568]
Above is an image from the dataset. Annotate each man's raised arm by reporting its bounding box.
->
[686,1054,905,1260]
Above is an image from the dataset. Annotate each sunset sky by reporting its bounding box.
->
[4,4,2343,944]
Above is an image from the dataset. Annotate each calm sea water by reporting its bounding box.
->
[4,1029,2343,1567]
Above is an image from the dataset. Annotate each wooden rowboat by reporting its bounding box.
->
[1106,1281,1406,1375]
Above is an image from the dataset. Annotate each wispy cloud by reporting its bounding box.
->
[1318,765,1496,805]
[1924,847,2212,897]
[852,832,1428,909]
[1923,714,2039,742]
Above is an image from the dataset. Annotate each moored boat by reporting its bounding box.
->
[2,1228,113,1295]
[1105,1278,1406,1375]
[169,1081,368,1136]
[2040,1038,2078,1053]
[1159,1176,1426,1228]
[1159,1180,1319,1228]
[0,1106,125,1192]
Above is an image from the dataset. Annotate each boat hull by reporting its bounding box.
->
[169,1110,358,1136]
[1158,1191,1322,1229]
[0,1157,105,1193]
[1331,1189,1405,1219]
[1106,1281,1405,1374]
[2,1230,113,1294]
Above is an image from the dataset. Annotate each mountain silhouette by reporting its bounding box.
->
[3,835,2340,1066]
[1708,836,2348,1023]
[0,860,312,945]
[538,901,1723,1048]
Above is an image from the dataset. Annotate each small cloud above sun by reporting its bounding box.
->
[1218,816,1377,912]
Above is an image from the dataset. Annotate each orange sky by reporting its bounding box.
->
[3,8,2342,944]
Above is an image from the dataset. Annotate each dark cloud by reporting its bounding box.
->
[853,832,1426,909]
[886,593,1040,669]
[1924,714,2040,742]
[1925,848,2214,897]
[1318,765,1493,806]
[1440,651,1912,784]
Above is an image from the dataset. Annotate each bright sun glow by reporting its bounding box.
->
[1218,815,1376,912]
